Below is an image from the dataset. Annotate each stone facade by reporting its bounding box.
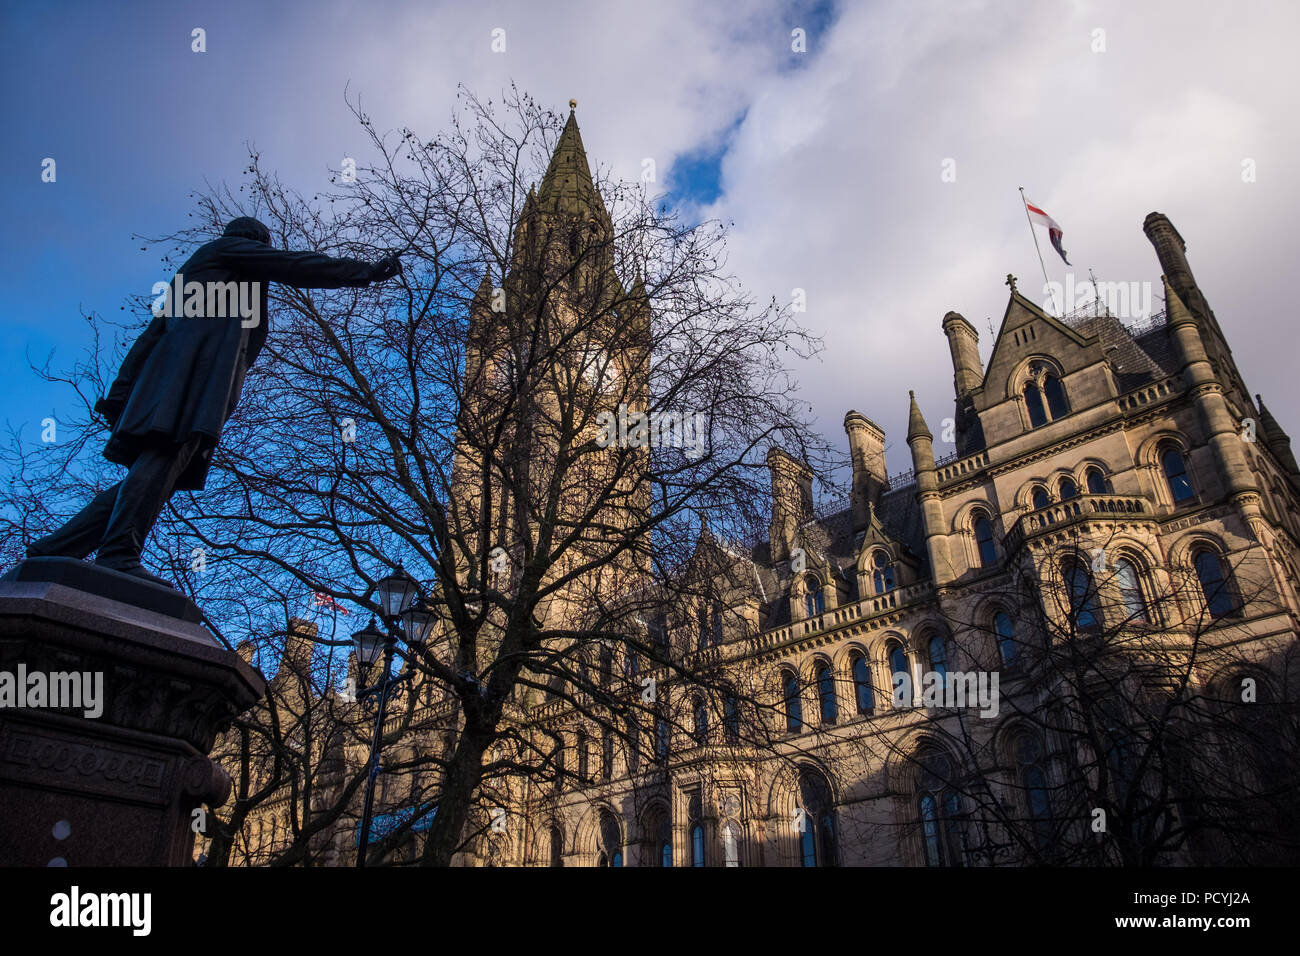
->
[205,115,1300,868]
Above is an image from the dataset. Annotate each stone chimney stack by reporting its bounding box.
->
[767,447,813,563]
[941,312,983,397]
[844,411,887,527]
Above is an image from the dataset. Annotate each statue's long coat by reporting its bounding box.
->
[96,236,374,490]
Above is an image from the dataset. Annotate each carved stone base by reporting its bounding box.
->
[0,561,264,866]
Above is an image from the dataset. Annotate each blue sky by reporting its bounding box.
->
[4,0,1300,497]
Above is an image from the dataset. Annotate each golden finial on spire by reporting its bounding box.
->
[569,98,577,110]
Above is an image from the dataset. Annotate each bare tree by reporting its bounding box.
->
[1,85,830,866]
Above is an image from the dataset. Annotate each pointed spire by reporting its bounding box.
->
[473,269,493,306]
[907,390,931,442]
[536,103,605,221]
[1163,274,1196,329]
[1257,394,1282,443]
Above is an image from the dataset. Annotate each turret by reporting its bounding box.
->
[907,391,953,585]
[941,312,983,397]
[844,411,887,527]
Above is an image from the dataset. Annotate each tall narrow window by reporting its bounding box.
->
[816,662,837,724]
[994,611,1018,667]
[1162,447,1195,503]
[804,581,825,618]
[872,552,896,595]
[654,713,670,761]
[783,670,803,732]
[1086,468,1108,494]
[692,697,708,744]
[1044,375,1069,419]
[1024,383,1048,428]
[688,790,705,867]
[697,606,710,651]
[626,716,640,773]
[1032,487,1050,510]
[928,634,949,680]
[712,606,724,645]
[657,813,672,867]
[1064,559,1100,632]
[1015,734,1052,849]
[1115,558,1147,623]
[601,728,614,781]
[889,643,911,707]
[723,691,739,741]
[549,825,564,867]
[576,730,589,783]
[917,751,964,867]
[852,655,875,714]
[1058,477,1078,501]
[723,822,741,867]
[798,769,837,867]
[974,513,997,566]
[1194,549,1240,618]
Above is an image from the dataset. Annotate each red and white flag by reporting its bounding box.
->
[1024,199,1071,265]
[312,592,351,615]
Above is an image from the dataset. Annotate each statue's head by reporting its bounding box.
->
[223,217,272,247]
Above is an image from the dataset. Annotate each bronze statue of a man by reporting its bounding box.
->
[26,217,401,584]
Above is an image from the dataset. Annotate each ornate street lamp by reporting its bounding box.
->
[352,568,432,867]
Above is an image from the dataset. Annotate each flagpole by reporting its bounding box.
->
[1019,186,1060,315]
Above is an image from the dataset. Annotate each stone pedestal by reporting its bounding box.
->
[0,558,264,866]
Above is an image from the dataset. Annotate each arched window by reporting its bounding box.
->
[916,750,965,867]
[872,551,896,594]
[928,634,950,680]
[1058,477,1078,501]
[804,576,825,618]
[692,696,708,744]
[816,662,837,724]
[798,769,837,867]
[1044,374,1069,419]
[696,606,710,651]
[657,813,672,867]
[1115,558,1148,623]
[782,669,803,732]
[994,611,1018,667]
[1086,468,1108,494]
[1024,383,1048,428]
[688,790,705,866]
[599,811,622,868]
[1013,733,1052,848]
[722,822,741,867]
[1063,558,1100,632]
[973,512,997,566]
[889,643,911,707]
[599,648,613,688]
[1194,549,1240,618]
[852,654,875,714]
[1032,486,1050,510]
[549,825,564,867]
[712,606,724,645]
[601,728,614,780]
[1162,447,1195,503]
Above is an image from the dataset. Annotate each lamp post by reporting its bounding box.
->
[353,568,437,867]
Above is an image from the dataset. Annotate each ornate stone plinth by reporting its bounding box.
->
[0,559,264,866]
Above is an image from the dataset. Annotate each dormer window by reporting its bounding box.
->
[1023,362,1069,429]
[872,551,896,595]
